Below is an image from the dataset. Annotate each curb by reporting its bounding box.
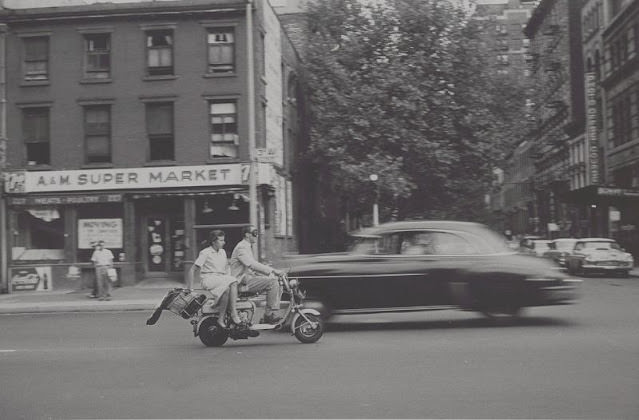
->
[0,300,158,314]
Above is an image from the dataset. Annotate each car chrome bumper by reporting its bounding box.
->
[582,263,632,271]
[541,279,582,302]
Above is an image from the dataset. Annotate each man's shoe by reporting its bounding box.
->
[233,322,260,338]
[262,313,283,324]
[87,293,97,298]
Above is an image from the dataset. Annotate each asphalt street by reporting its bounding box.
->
[1,274,638,419]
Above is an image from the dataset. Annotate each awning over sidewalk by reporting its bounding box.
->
[563,185,639,204]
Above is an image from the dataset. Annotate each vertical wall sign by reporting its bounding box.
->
[585,72,600,185]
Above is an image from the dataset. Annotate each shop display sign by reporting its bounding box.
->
[11,266,53,292]
[78,218,123,249]
[8,194,123,206]
[597,187,639,197]
[4,164,243,193]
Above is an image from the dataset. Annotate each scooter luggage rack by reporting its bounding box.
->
[166,289,207,319]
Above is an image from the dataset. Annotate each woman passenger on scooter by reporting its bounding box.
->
[189,230,242,328]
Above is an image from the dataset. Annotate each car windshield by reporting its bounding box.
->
[553,240,576,251]
[582,241,621,250]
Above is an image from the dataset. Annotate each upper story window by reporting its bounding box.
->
[84,105,111,163]
[146,30,173,76]
[23,36,49,81]
[84,33,111,79]
[146,102,175,161]
[207,29,235,74]
[22,107,50,165]
[209,101,238,159]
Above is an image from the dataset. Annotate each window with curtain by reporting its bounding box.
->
[207,29,234,74]
[146,102,174,161]
[85,33,111,79]
[84,105,111,163]
[209,101,238,158]
[146,30,173,76]
[23,36,49,81]
[22,107,50,165]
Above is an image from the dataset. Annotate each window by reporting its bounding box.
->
[207,29,235,74]
[209,101,238,158]
[23,36,49,81]
[84,105,111,163]
[146,30,173,76]
[84,33,111,79]
[23,107,50,165]
[12,207,65,263]
[146,102,174,161]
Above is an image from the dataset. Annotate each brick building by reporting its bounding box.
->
[0,0,308,292]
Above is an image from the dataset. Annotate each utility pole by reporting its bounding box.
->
[0,23,8,293]
[246,0,258,254]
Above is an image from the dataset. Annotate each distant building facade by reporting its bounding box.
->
[0,0,307,292]
[495,0,639,263]
[474,0,538,76]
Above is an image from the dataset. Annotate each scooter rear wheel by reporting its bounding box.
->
[198,317,229,347]
[293,313,323,344]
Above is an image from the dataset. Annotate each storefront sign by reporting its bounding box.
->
[597,187,639,198]
[585,72,600,185]
[4,164,244,193]
[11,266,53,292]
[78,218,123,249]
[8,193,123,206]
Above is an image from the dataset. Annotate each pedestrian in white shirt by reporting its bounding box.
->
[91,240,114,301]
[189,230,242,328]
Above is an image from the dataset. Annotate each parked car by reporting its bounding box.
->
[564,238,634,277]
[287,221,581,319]
[542,238,578,267]
[519,235,544,251]
[521,239,553,257]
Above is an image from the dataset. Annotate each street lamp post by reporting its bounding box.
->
[369,174,379,226]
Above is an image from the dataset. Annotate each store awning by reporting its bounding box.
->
[130,186,247,199]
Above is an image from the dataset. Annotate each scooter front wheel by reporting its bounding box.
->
[293,313,323,344]
[198,317,229,347]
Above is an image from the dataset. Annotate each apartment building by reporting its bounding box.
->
[0,0,307,292]
[521,0,585,238]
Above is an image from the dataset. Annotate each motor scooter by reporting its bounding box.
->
[146,273,324,346]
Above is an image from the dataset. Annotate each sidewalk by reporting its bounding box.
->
[0,278,182,315]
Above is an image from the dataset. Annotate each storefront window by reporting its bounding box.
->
[195,193,249,257]
[12,207,65,261]
[195,193,248,225]
[76,203,124,262]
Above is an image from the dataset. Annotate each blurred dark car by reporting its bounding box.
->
[287,221,581,319]
[542,238,578,267]
[565,237,634,277]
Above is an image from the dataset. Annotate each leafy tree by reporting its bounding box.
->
[300,0,530,248]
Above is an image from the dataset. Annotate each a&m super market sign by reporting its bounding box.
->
[5,164,249,193]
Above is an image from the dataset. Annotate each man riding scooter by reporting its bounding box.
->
[230,226,284,324]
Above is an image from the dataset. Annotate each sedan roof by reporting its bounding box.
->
[350,220,491,237]
[576,237,615,242]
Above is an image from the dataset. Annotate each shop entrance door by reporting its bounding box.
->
[145,216,170,274]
